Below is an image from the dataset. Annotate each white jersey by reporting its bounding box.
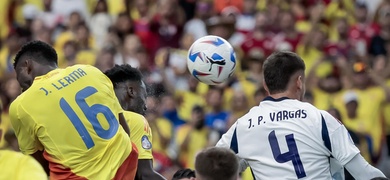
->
[216,97,360,180]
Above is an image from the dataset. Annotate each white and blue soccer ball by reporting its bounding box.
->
[187,35,237,85]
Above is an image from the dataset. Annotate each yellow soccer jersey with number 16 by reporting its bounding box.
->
[10,65,137,180]
[123,111,153,160]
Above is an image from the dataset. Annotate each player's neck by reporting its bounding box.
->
[269,91,298,100]
[34,65,57,78]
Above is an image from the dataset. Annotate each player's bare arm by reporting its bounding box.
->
[119,112,130,136]
[136,159,166,180]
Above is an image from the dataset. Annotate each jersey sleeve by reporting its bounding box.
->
[9,100,43,155]
[216,122,237,153]
[319,110,360,166]
[126,112,153,160]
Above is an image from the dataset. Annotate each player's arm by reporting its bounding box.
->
[31,151,50,175]
[136,159,166,180]
[344,154,386,180]
[320,111,386,179]
[216,121,248,172]
[9,101,49,175]
[119,112,130,136]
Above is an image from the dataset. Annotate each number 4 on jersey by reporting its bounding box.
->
[268,130,306,179]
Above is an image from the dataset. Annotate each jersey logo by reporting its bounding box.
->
[141,135,152,150]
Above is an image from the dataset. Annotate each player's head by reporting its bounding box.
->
[172,169,196,180]
[105,64,147,115]
[195,147,239,180]
[14,40,58,91]
[262,51,306,100]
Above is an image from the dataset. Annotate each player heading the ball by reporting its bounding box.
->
[216,51,386,179]
[10,41,138,179]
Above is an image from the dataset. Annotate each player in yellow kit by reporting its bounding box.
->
[105,64,166,180]
[10,41,138,180]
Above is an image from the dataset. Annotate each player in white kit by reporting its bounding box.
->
[216,51,386,180]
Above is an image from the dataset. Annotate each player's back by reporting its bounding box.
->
[10,65,133,179]
[226,97,358,180]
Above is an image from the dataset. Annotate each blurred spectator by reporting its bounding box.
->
[54,11,84,51]
[273,10,303,52]
[51,0,89,22]
[349,1,380,57]
[114,12,134,41]
[240,12,275,66]
[0,29,27,80]
[115,34,143,67]
[145,95,174,174]
[184,1,213,40]
[326,17,354,59]
[254,87,267,105]
[150,0,185,51]
[235,0,257,35]
[134,0,158,61]
[175,105,218,169]
[296,25,329,75]
[205,86,230,136]
[37,0,62,31]
[369,2,390,68]
[227,90,249,128]
[161,94,186,128]
[90,0,113,49]
[174,76,206,122]
[95,46,116,72]
[214,0,243,14]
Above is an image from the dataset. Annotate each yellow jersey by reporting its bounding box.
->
[123,111,153,160]
[10,65,137,180]
[176,125,209,169]
[0,112,11,149]
[175,91,205,122]
[337,87,385,157]
[0,150,47,180]
[150,117,172,154]
[384,80,390,134]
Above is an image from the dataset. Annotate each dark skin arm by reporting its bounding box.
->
[31,150,50,176]
[135,159,166,180]
[119,112,130,136]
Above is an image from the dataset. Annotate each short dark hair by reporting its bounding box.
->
[172,169,196,180]
[263,51,305,94]
[195,147,238,180]
[104,64,143,88]
[14,40,58,69]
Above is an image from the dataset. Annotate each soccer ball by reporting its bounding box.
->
[187,35,236,85]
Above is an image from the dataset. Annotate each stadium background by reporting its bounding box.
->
[0,0,389,179]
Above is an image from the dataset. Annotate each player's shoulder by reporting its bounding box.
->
[123,111,145,121]
[123,111,148,127]
[65,64,102,75]
[9,93,26,113]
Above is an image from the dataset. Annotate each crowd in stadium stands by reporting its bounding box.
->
[0,0,390,179]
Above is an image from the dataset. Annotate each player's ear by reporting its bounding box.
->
[127,87,134,97]
[296,75,303,91]
[25,59,33,75]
